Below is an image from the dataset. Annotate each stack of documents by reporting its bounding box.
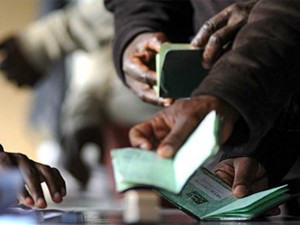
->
[111,111,290,220]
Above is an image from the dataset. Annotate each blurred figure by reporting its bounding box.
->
[0,0,161,191]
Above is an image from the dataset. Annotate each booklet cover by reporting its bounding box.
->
[154,43,208,99]
[158,167,290,220]
[111,111,219,193]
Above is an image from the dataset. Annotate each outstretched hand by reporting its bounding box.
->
[122,32,173,106]
[191,0,257,69]
[0,146,66,208]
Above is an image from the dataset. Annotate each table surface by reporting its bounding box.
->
[3,208,298,225]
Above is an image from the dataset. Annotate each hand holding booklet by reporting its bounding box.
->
[111,112,290,220]
[112,111,219,193]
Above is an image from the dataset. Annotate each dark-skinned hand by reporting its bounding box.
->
[129,95,239,158]
[191,0,257,69]
[0,145,66,208]
[213,157,280,216]
[122,32,173,106]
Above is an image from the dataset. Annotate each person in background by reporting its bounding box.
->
[0,144,66,209]
[106,0,300,207]
[0,0,161,190]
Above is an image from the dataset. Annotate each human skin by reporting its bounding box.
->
[0,147,66,208]
[121,1,256,106]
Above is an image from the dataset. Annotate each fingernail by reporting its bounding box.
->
[141,143,149,149]
[158,146,174,158]
[37,198,47,208]
[54,192,62,202]
[24,197,34,206]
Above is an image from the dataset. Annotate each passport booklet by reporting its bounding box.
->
[111,111,290,220]
[154,43,208,99]
[111,111,219,193]
[158,167,289,220]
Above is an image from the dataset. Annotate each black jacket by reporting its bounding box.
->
[105,0,300,185]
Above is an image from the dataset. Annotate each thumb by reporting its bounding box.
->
[232,157,258,198]
[157,120,200,158]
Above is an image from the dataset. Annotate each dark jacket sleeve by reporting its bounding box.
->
[193,0,300,154]
[192,0,300,183]
[104,0,194,82]
[222,92,300,186]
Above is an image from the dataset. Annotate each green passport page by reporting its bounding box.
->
[154,43,208,99]
[111,111,219,193]
[159,167,290,220]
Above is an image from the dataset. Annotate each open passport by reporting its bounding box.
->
[154,43,208,99]
[111,111,290,220]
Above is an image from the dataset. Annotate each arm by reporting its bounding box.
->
[129,0,300,193]
[193,0,300,157]
[0,1,113,86]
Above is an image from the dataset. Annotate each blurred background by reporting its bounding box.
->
[0,0,39,160]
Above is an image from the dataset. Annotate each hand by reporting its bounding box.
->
[0,36,41,86]
[213,157,280,216]
[123,32,173,106]
[0,146,66,208]
[191,0,257,69]
[129,95,239,158]
[214,157,268,198]
[214,157,280,216]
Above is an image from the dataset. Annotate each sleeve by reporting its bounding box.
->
[104,0,194,82]
[221,92,300,186]
[17,1,114,74]
[192,0,300,159]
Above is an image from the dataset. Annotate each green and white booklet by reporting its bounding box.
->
[159,168,289,220]
[111,111,219,193]
[111,111,290,220]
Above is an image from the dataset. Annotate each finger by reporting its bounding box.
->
[191,9,230,48]
[213,159,234,186]
[157,116,202,158]
[232,157,258,198]
[124,53,157,85]
[35,163,66,203]
[144,32,168,52]
[129,123,156,150]
[18,187,35,207]
[201,25,235,69]
[14,154,47,208]
[53,168,67,197]
[126,75,172,106]
[130,115,171,150]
